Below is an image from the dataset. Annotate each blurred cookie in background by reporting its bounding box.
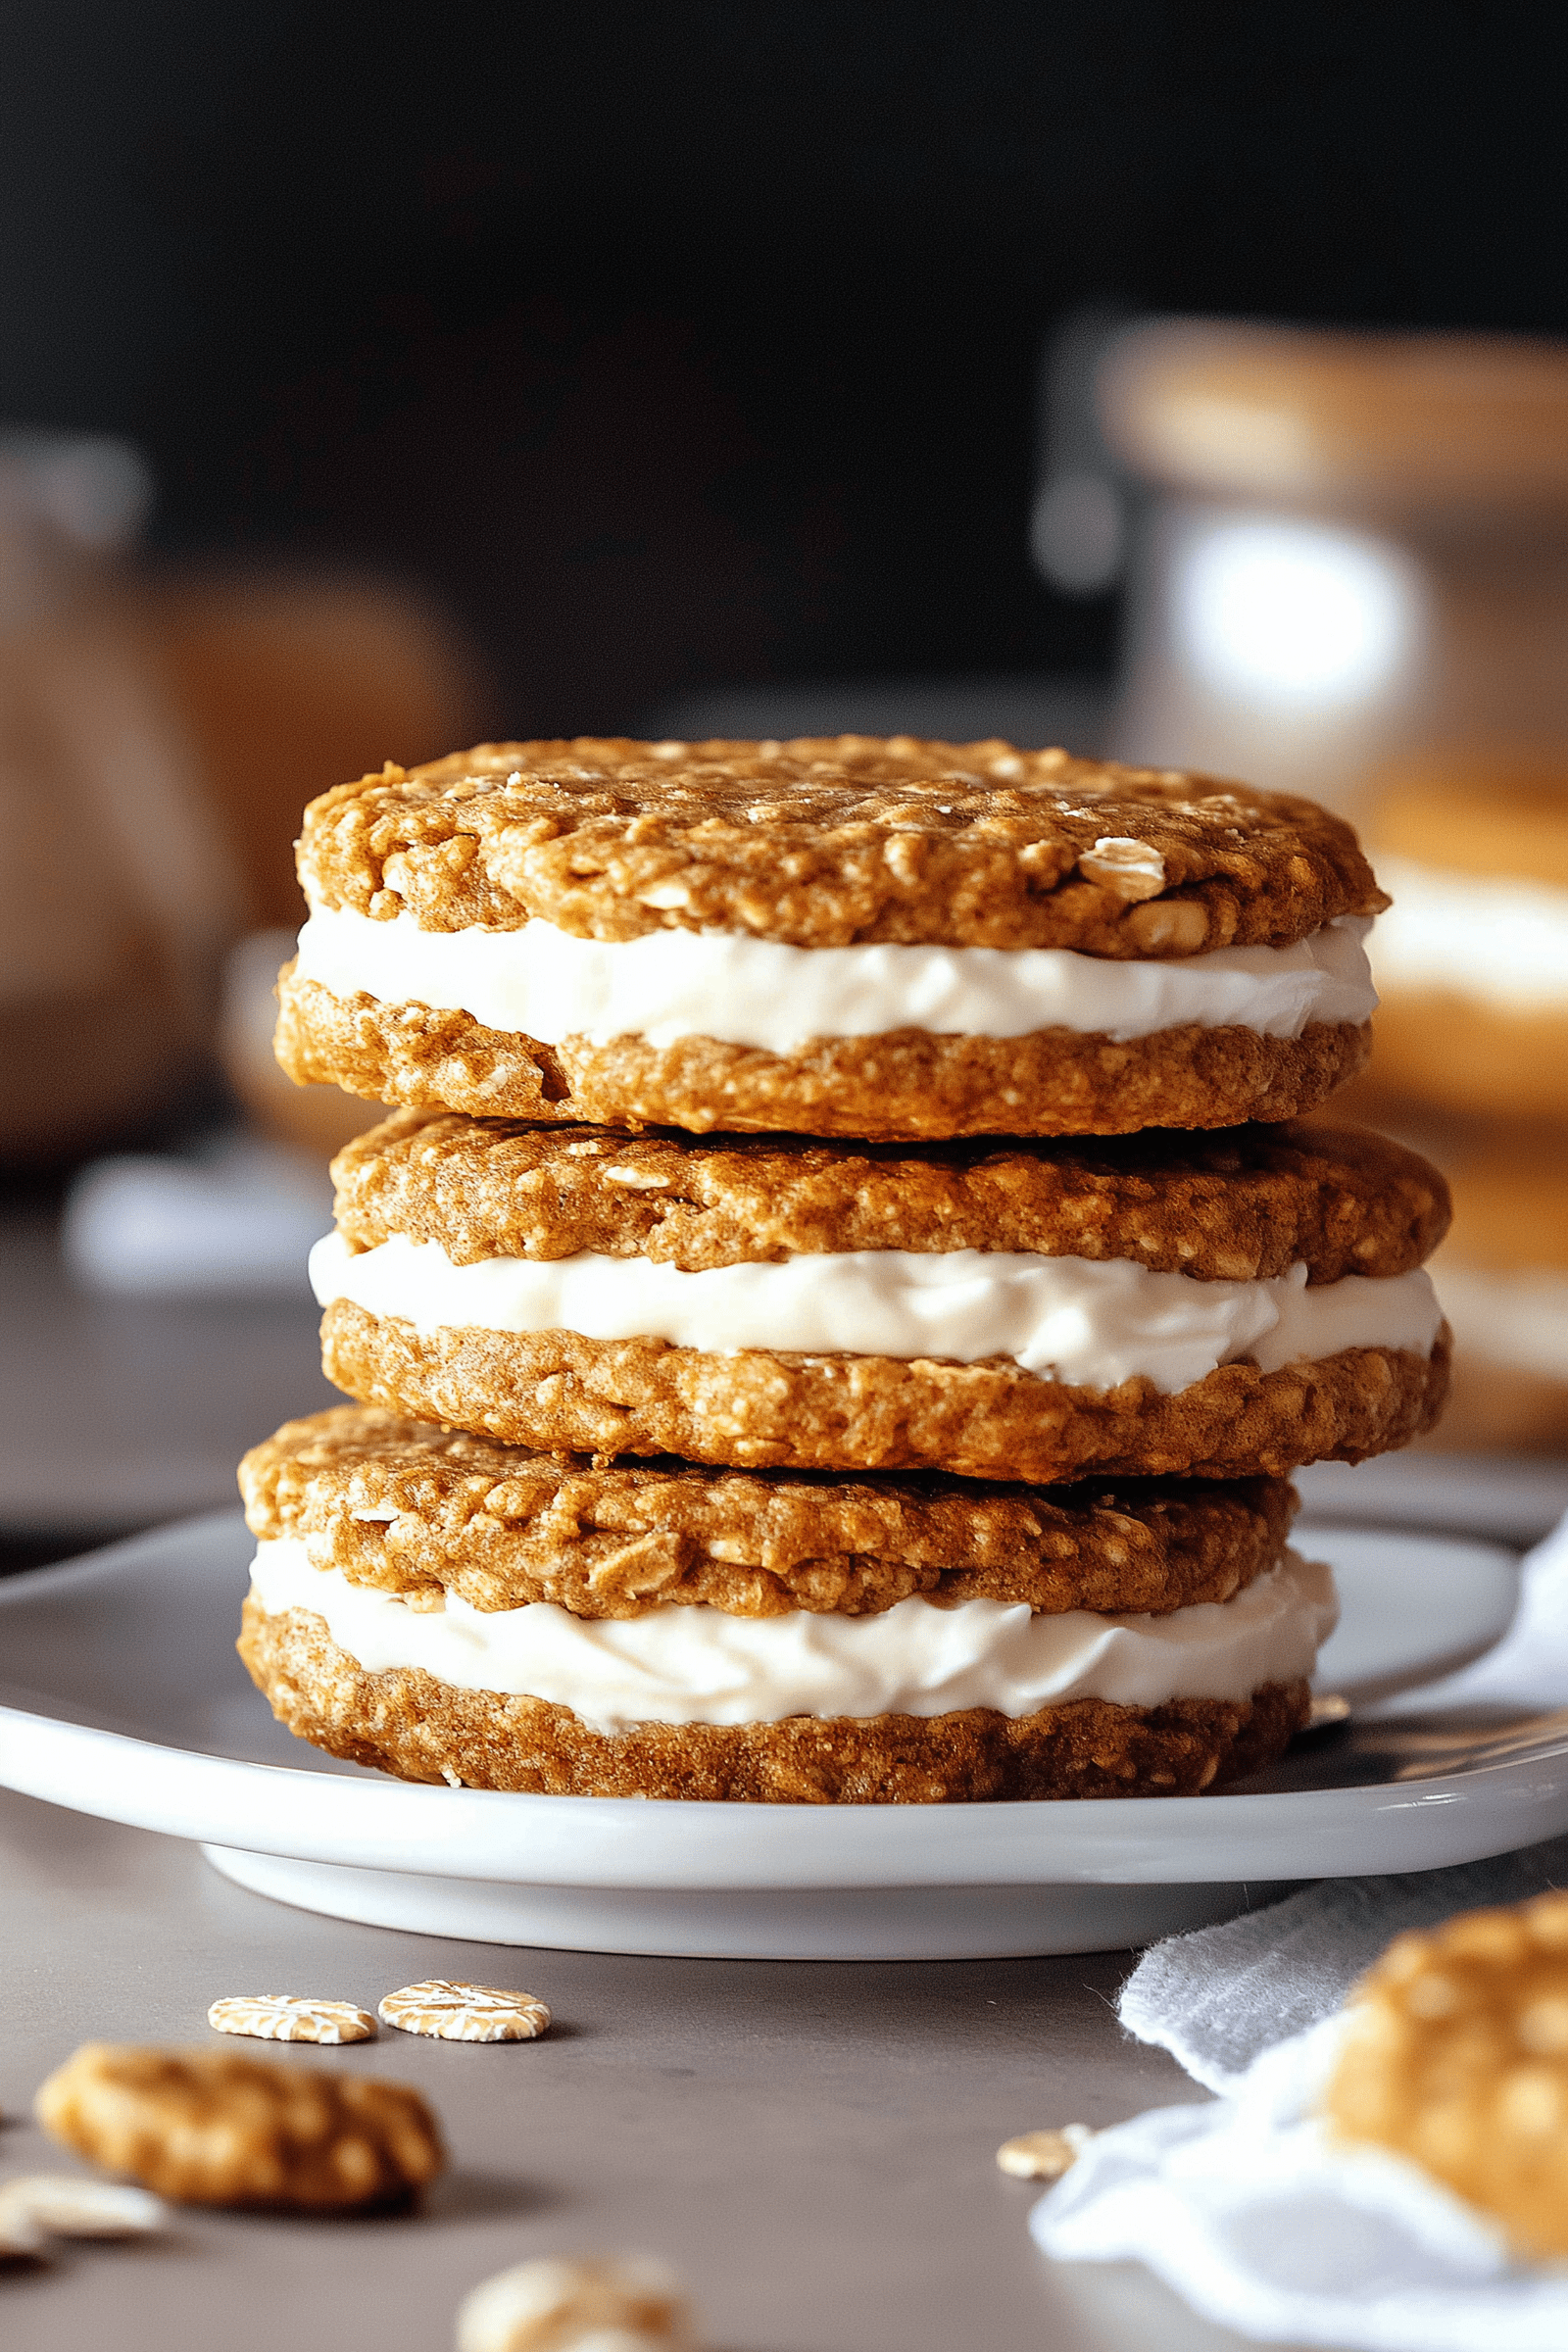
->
[1338,751,1568,1453]
[0,429,489,1165]
[166,573,486,1162]
[0,433,240,1162]
[1361,752,1568,1125]
[142,568,490,933]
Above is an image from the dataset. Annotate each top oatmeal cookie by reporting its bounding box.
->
[296,737,1386,955]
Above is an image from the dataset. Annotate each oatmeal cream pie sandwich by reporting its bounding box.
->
[235,1404,1332,1800]
[275,736,1385,1141]
[310,1111,1451,1485]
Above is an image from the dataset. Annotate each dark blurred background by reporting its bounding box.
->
[7,1,1568,1558]
[9,0,1564,730]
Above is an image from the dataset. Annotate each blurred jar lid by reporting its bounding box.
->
[1098,320,1568,512]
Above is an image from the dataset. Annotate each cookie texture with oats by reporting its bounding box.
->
[319,1302,1451,1485]
[327,1112,1450,1282]
[294,738,1385,954]
[239,1595,1311,1801]
[240,1404,1296,1619]
[275,966,1372,1139]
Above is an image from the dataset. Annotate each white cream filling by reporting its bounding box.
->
[309,1230,1443,1397]
[248,1539,1338,1727]
[292,902,1377,1052]
[1373,856,1568,1011]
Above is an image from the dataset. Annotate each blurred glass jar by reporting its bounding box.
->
[1094,320,1568,812]
[0,432,240,1160]
[1080,322,1568,1455]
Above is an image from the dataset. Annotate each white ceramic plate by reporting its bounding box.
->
[0,1512,1547,1959]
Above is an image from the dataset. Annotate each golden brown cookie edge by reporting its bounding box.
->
[239,1403,1297,1618]
[277,966,1372,1144]
[318,1301,1452,1484]
[238,1595,1311,1802]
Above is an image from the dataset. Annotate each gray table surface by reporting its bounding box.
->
[1,1785,1274,2352]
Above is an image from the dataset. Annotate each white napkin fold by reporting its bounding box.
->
[1032,1509,1568,2346]
[1116,1832,1568,2095]
[1032,2016,1568,2350]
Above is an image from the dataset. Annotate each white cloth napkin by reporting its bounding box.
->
[1119,1507,1568,2092]
[1032,2015,1568,2350]
[1117,1831,1568,2096]
[1031,1508,1568,2345]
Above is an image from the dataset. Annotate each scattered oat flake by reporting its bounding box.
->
[0,2174,166,2239]
[995,2124,1096,2180]
[379,1980,551,2042]
[457,2253,695,2352]
[1077,835,1166,900]
[208,1993,377,2044]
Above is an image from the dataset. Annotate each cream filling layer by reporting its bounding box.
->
[1373,857,1568,1012]
[309,1231,1443,1397]
[247,1540,1338,1727]
[292,903,1377,1052]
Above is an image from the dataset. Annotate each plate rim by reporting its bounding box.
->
[0,1509,1561,1892]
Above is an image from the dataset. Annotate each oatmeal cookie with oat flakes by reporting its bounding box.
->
[295,738,1384,952]
[274,971,1371,1142]
[319,1301,1449,1483]
[34,2042,443,2210]
[327,1111,1449,1282]
[240,1404,1296,1619]
[277,736,1381,1137]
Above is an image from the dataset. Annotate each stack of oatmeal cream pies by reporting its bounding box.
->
[237,737,1451,1803]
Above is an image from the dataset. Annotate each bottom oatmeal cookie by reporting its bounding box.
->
[34,2042,444,2210]
[238,1595,1313,1802]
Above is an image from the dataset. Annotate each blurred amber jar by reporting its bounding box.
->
[1100,318,1568,1132]
[1102,324,1568,1451]
[1099,320,1568,813]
